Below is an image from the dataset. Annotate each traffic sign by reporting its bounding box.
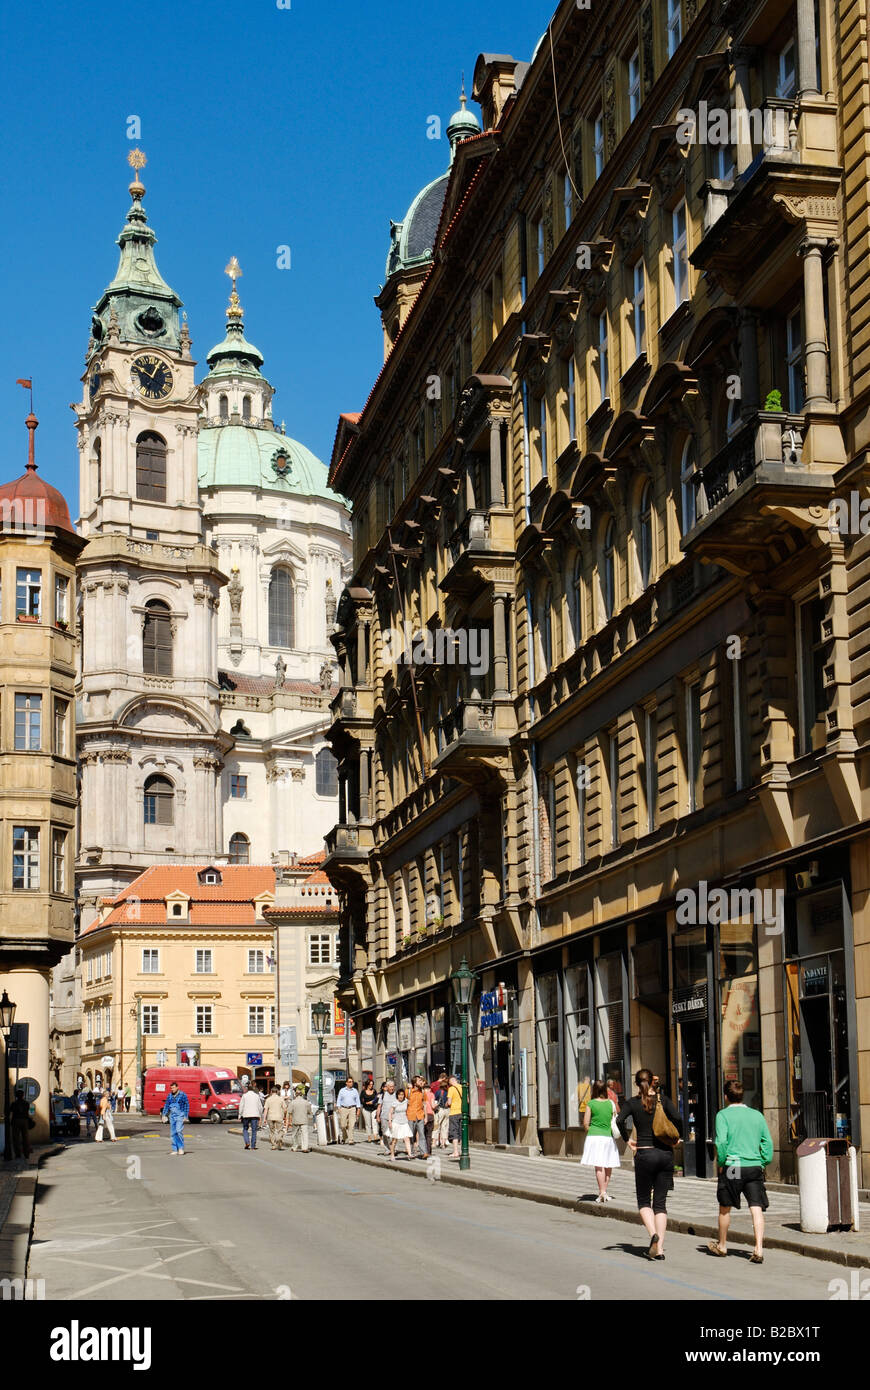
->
[18,1077,40,1104]
[246,1052,263,1066]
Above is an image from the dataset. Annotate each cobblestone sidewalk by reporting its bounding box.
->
[317,1139,870,1268]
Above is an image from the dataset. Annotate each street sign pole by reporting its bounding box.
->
[135,999,142,1112]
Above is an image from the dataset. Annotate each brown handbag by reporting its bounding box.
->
[652,1092,680,1146]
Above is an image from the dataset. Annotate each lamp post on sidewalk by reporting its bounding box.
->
[450,958,477,1172]
[1,991,18,1162]
[311,999,331,1113]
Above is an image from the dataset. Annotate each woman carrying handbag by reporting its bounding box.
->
[580,1079,621,1202]
[617,1067,682,1261]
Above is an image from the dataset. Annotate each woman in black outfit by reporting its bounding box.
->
[617,1067,682,1260]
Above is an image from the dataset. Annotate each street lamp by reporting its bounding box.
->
[0,991,18,1163]
[450,958,477,1171]
[311,999,331,1113]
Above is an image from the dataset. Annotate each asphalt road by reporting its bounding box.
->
[27,1120,845,1302]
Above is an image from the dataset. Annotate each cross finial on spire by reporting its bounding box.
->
[225,256,243,292]
[224,257,244,321]
[460,72,466,106]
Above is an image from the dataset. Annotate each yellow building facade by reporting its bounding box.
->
[327,0,870,1184]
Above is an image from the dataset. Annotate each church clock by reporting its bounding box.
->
[131,354,173,401]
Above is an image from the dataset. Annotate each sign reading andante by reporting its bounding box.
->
[672,985,708,1022]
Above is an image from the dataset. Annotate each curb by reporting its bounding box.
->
[314,1146,870,1270]
[0,1145,63,1281]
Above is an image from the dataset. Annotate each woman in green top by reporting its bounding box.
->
[581,1079,621,1201]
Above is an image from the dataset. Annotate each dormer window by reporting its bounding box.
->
[172,903,184,916]
[198,867,222,886]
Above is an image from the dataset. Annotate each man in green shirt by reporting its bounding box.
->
[708,1080,774,1264]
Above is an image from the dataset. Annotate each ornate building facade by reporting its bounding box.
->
[327,0,870,1184]
[72,157,351,941]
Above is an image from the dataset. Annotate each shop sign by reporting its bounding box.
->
[672,985,708,1022]
[480,984,509,1028]
[334,1004,346,1038]
[801,963,829,997]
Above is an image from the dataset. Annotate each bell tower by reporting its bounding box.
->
[74,152,228,934]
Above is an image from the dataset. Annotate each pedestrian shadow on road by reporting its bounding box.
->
[602,1242,657,1260]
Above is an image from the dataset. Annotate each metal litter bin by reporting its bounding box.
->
[797,1138,859,1232]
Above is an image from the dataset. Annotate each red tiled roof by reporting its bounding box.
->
[267,904,338,917]
[82,865,276,934]
[220,671,334,697]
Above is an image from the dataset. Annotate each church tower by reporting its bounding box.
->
[74,152,227,933]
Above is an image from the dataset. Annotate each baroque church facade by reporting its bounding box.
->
[72,154,351,940]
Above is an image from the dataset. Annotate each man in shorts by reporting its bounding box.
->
[707,1079,773,1264]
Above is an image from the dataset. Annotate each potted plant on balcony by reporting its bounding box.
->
[401,934,412,949]
[56,619,69,631]
[763,389,783,413]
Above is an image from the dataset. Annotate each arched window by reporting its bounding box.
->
[144,774,174,826]
[316,747,339,797]
[135,432,166,502]
[228,832,250,865]
[601,520,616,621]
[680,440,699,534]
[219,394,229,420]
[143,600,173,675]
[242,395,252,421]
[638,482,653,588]
[268,568,295,648]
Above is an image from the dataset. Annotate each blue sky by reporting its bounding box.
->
[1,0,549,502]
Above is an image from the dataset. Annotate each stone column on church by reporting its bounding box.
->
[800,238,831,410]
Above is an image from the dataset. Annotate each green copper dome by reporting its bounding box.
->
[198,424,338,501]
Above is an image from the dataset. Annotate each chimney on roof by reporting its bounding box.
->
[472,54,522,130]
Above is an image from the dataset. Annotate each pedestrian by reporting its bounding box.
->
[124,1083,132,1113]
[263,1086,286,1151]
[360,1078,379,1142]
[239,1081,263,1150]
[406,1076,428,1159]
[388,1089,414,1161]
[431,1072,450,1150]
[9,1091,32,1160]
[617,1067,682,1260]
[707,1080,773,1265]
[581,1079,621,1202]
[161,1080,189,1155]
[83,1091,98,1137]
[336,1076,361,1145]
[422,1078,436,1155]
[447,1074,464,1160]
[288,1086,311,1151]
[377,1080,398,1154]
[95,1089,117,1143]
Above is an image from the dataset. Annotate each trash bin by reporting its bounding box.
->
[797,1138,859,1233]
[314,1110,328,1147]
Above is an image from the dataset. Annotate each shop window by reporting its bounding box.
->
[535,972,562,1128]
[564,964,592,1128]
[719,920,760,1112]
[595,952,627,1099]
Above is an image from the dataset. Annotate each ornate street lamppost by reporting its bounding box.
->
[311,999,332,1114]
[450,958,477,1172]
[0,991,18,1163]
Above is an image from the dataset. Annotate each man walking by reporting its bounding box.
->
[431,1073,450,1150]
[447,1074,463,1160]
[376,1079,398,1154]
[161,1080,188,1155]
[95,1088,117,1143]
[239,1082,263,1150]
[407,1076,428,1159]
[288,1086,311,1152]
[707,1080,774,1264]
[263,1086,286,1150]
[124,1083,132,1113]
[336,1077,361,1145]
[10,1091,32,1160]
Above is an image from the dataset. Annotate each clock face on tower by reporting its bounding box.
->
[131,354,173,401]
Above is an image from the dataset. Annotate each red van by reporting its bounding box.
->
[142,1067,243,1123]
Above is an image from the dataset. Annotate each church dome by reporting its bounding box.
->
[198,422,338,502]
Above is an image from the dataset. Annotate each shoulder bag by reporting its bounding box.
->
[610,1100,621,1141]
[652,1092,680,1146]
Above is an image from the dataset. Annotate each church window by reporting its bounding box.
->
[219,394,229,420]
[143,600,173,676]
[242,395,252,421]
[135,432,167,502]
[230,774,247,799]
[229,832,250,865]
[316,747,339,797]
[144,774,174,826]
[268,568,295,648]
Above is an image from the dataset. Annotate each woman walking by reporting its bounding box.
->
[360,1078,379,1142]
[581,1080,621,1202]
[388,1088,414,1161]
[617,1068,682,1260]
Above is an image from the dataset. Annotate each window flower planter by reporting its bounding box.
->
[16,614,39,623]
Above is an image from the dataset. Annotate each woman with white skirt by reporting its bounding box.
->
[581,1080,621,1201]
[388,1089,414,1161]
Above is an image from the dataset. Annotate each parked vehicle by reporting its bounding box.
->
[142,1067,243,1123]
[50,1094,82,1138]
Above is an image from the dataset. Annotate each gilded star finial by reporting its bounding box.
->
[128,148,147,174]
[224,257,244,320]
